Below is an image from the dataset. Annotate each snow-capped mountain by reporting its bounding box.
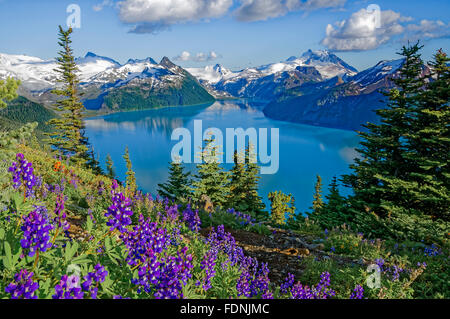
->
[0,52,213,110]
[263,58,407,130]
[187,50,358,99]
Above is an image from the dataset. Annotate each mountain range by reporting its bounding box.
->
[0,49,408,130]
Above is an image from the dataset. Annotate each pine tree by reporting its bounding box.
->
[227,150,247,210]
[158,161,191,202]
[403,49,450,221]
[268,191,296,225]
[227,146,266,219]
[312,175,324,214]
[0,77,20,109]
[343,42,426,219]
[310,176,348,228]
[191,136,230,208]
[123,146,137,196]
[46,26,95,167]
[106,153,115,179]
[244,145,266,219]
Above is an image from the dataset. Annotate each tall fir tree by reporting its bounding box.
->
[310,176,349,228]
[343,42,426,219]
[105,153,115,179]
[227,146,266,219]
[158,161,191,202]
[312,175,324,214]
[46,26,96,168]
[123,146,137,196]
[403,49,450,221]
[191,136,230,209]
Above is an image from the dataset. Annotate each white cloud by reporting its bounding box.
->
[321,8,450,51]
[93,0,115,12]
[406,19,450,40]
[118,0,233,33]
[234,0,346,22]
[321,9,409,51]
[173,51,221,62]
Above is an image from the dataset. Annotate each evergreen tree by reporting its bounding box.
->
[343,42,426,219]
[227,146,266,219]
[191,136,230,208]
[0,77,20,109]
[310,176,349,228]
[268,191,296,225]
[123,146,137,196]
[105,153,115,179]
[46,26,95,168]
[403,49,450,221]
[312,175,324,213]
[227,150,247,210]
[158,161,191,202]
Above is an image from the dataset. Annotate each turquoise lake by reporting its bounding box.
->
[84,100,360,212]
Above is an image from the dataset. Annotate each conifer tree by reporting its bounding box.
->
[106,153,115,179]
[343,42,426,219]
[46,26,95,168]
[403,49,450,221]
[312,175,324,214]
[268,191,296,225]
[310,176,349,228]
[227,146,266,219]
[123,146,137,196]
[0,77,20,109]
[244,144,266,219]
[191,136,230,208]
[158,161,191,202]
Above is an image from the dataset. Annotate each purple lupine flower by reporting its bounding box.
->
[20,209,53,257]
[237,256,271,298]
[200,248,218,291]
[5,269,39,299]
[105,192,133,233]
[289,272,335,299]
[8,153,37,196]
[134,246,193,299]
[182,204,201,232]
[53,194,70,231]
[350,285,364,299]
[52,275,84,299]
[226,208,255,227]
[122,214,170,267]
[81,264,108,299]
[207,225,244,267]
[280,273,295,294]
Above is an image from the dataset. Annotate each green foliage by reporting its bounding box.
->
[343,42,450,241]
[103,73,214,111]
[191,137,230,208]
[105,154,115,179]
[268,190,296,225]
[309,176,350,229]
[0,77,21,109]
[158,161,191,202]
[311,175,324,213]
[45,26,96,169]
[123,146,137,196]
[227,147,266,220]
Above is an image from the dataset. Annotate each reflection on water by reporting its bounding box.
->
[85,100,360,212]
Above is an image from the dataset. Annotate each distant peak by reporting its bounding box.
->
[127,57,157,65]
[160,56,176,68]
[85,52,98,58]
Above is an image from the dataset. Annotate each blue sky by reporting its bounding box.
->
[0,0,449,71]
